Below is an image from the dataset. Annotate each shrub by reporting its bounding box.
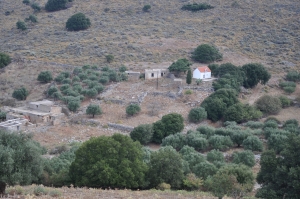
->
[263,119,278,129]
[283,119,299,134]
[99,76,109,84]
[16,21,27,31]
[106,54,114,63]
[55,74,65,83]
[69,134,147,188]
[208,64,219,76]
[62,78,71,84]
[86,104,102,118]
[157,183,171,190]
[66,13,91,31]
[184,90,192,95]
[192,44,222,63]
[183,173,203,190]
[232,150,255,167]
[49,189,61,197]
[126,104,141,116]
[37,71,53,83]
[85,88,97,98]
[0,112,6,121]
[206,149,225,163]
[48,86,58,97]
[243,136,263,152]
[279,81,296,94]
[60,84,71,92]
[193,161,218,180]
[224,103,262,123]
[161,133,187,151]
[31,3,41,12]
[208,135,233,151]
[196,126,215,138]
[67,100,80,112]
[27,15,38,23]
[168,58,191,76]
[73,67,83,75]
[0,52,11,69]
[286,71,300,82]
[245,121,264,129]
[242,63,271,88]
[279,95,292,108]
[283,86,296,93]
[186,132,209,151]
[130,124,153,145]
[256,95,282,114]
[45,0,67,12]
[72,76,80,83]
[188,107,207,123]
[12,87,29,100]
[230,130,250,147]
[182,3,213,12]
[33,185,48,196]
[23,0,30,5]
[143,5,151,12]
[267,133,288,154]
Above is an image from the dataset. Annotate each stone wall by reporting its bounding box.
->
[107,123,134,132]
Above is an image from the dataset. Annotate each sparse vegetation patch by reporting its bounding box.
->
[181,3,214,12]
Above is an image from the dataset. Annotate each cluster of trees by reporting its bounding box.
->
[130,113,184,144]
[161,122,264,152]
[42,65,128,111]
[210,63,271,91]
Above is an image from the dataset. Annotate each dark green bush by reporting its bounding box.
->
[192,44,222,63]
[193,161,217,180]
[286,71,300,82]
[279,95,292,108]
[224,103,262,123]
[62,78,71,84]
[86,104,102,118]
[206,149,225,163]
[161,133,187,151]
[60,84,71,92]
[37,71,53,83]
[23,0,30,5]
[55,74,65,83]
[66,13,91,31]
[279,81,296,93]
[16,21,27,31]
[196,126,215,138]
[230,130,250,147]
[106,54,114,63]
[186,133,209,151]
[126,104,141,116]
[28,15,38,23]
[0,52,11,69]
[48,86,58,97]
[130,124,154,145]
[45,0,67,12]
[245,121,264,129]
[143,5,151,12]
[31,3,41,12]
[267,133,288,154]
[283,86,296,94]
[67,100,80,112]
[12,87,29,100]
[99,76,109,84]
[182,3,214,12]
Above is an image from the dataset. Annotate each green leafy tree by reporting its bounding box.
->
[197,126,215,138]
[86,88,97,98]
[126,104,141,116]
[31,3,41,12]
[208,135,233,151]
[16,21,27,30]
[0,131,44,188]
[232,150,255,167]
[188,107,207,123]
[242,63,271,88]
[256,95,282,114]
[152,113,184,143]
[242,136,263,152]
[168,58,191,76]
[147,146,184,189]
[208,64,219,76]
[12,87,29,100]
[193,161,218,180]
[47,86,58,97]
[256,136,300,198]
[207,149,225,163]
[192,44,223,63]
[69,134,147,188]
[224,103,262,123]
[186,69,192,84]
[201,89,238,122]
[0,52,11,68]
[217,63,245,85]
[67,100,80,112]
[230,130,250,147]
[37,71,53,83]
[130,124,153,145]
[66,13,91,31]
[186,132,209,151]
[86,104,102,118]
[45,0,67,12]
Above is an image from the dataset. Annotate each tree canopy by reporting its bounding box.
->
[0,52,11,69]
[0,131,44,186]
[242,63,271,88]
[86,104,102,117]
[12,87,29,101]
[192,44,223,63]
[256,135,300,198]
[69,134,147,188]
[45,0,67,12]
[168,58,191,75]
[66,13,91,31]
[37,71,53,83]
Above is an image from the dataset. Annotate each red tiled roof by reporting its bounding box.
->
[197,66,211,73]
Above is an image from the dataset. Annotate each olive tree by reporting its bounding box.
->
[86,104,102,118]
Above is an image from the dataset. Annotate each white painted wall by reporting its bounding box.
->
[193,69,211,79]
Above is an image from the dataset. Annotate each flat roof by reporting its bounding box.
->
[29,100,54,106]
[11,107,51,116]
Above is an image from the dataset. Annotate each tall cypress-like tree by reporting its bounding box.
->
[186,69,192,84]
